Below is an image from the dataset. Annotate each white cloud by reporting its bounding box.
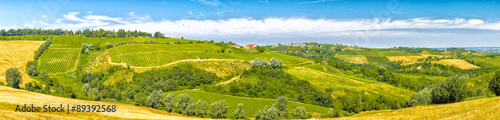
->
[86,11,93,14]
[95,17,500,39]
[1,25,17,29]
[191,0,220,6]
[21,12,500,42]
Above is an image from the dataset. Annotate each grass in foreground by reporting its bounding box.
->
[0,86,199,119]
[332,96,500,120]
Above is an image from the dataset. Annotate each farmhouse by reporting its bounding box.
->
[231,45,241,48]
[245,44,257,49]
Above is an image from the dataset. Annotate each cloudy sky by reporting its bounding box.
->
[1,0,500,48]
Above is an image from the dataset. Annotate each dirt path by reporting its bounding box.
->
[216,75,240,86]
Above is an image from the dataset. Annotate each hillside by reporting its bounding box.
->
[286,67,413,100]
[0,86,198,119]
[0,41,44,86]
[333,97,500,120]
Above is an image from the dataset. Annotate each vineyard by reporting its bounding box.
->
[107,44,310,67]
[286,67,413,100]
[168,90,330,117]
[38,48,80,74]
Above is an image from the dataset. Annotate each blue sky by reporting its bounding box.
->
[1,0,500,48]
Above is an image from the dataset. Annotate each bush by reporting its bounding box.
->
[6,68,22,89]
[489,71,500,96]
[194,100,209,117]
[293,106,310,119]
[209,100,228,119]
[262,105,278,120]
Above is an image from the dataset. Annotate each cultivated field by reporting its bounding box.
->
[336,50,424,64]
[0,41,44,85]
[387,56,426,62]
[37,48,81,74]
[433,59,479,69]
[0,86,199,120]
[286,67,413,100]
[334,97,500,120]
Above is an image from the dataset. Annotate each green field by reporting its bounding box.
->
[399,73,448,81]
[107,44,310,67]
[38,48,80,74]
[337,50,359,55]
[336,50,423,64]
[286,67,413,101]
[168,90,331,117]
[470,57,500,67]
[365,56,390,64]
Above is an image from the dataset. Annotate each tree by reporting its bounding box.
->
[234,103,245,119]
[254,110,262,120]
[146,89,164,109]
[263,105,278,120]
[276,96,288,117]
[165,94,175,112]
[293,106,310,119]
[256,46,265,53]
[195,100,209,117]
[82,83,90,96]
[27,64,37,76]
[117,29,126,37]
[209,100,228,118]
[431,77,467,104]
[489,71,500,96]
[176,93,192,114]
[270,57,282,69]
[6,68,22,89]
[407,85,433,106]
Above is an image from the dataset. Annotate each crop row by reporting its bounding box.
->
[38,48,80,74]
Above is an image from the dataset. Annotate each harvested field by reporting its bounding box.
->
[433,59,479,69]
[0,41,44,86]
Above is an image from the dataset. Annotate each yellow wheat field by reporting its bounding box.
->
[331,97,500,120]
[433,59,479,70]
[387,56,426,62]
[0,41,45,86]
[0,86,200,120]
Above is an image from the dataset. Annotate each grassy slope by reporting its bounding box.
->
[332,97,500,120]
[168,90,330,117]
[286,67,413,100]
